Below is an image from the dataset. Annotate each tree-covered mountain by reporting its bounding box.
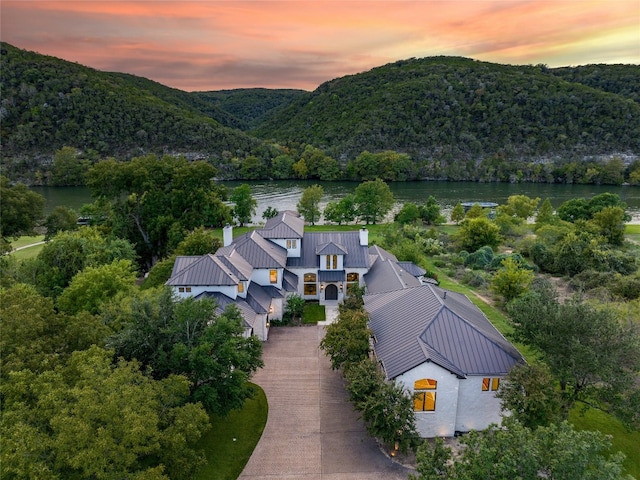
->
[253,57,640,160]
[0,43,266,169]
[193,88,307,130]
[549,64,640,104]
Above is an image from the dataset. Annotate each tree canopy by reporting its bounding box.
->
[296,184,323,225]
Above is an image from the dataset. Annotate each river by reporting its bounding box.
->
[32,180,640,224]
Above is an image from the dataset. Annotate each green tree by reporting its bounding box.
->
[455,217,503,252]
[496,363,565,429]
[86,155,231,268]
[109,291,263,415]
[0,283,108,374]
[499,195,540,220]
[43,206,78,241]
[0,346,209,480]
[464,203,489,219]
[395,202,421,225]
[284,294,305,325]
[51,146,91,186]
[535,197,555,225]
[34,227,136,298]
[411,419,631,480]
[0,176,45,251]
[507,280,640,428]
[230,183,257,227]
[320,307,371,370]
[174,227,222,256]
[297,184,323,225]
[57,259,137,315]
[419,196,446,225]
[590,206,626,246]
[323,194,356,225]
[262,206,279,220]
[270,154,295,179]
[354,178,395,224]
[450,202,465,224]
[490,256,535,302]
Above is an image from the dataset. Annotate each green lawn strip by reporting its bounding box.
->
[569,406,640,478]
[625,224,640,234]
[11,242,45,260]
[195,383,268,480]
[303,302,325,324]
[10,234,45,249]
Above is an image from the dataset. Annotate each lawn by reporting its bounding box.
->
[195,383,268,480]
[303,301,325,324]
[8,235,45,260]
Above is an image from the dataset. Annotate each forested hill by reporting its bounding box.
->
[0,43,265,163]
[252,57,640,160]
[193,88,307,130]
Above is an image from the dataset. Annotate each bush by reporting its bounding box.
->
[464,245,494,270]
[461,270,489,288]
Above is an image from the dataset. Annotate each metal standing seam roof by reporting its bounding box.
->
[364,257,422,294]
[364,284,523,379]
[232,230,288,269]
[316,242,348,255]
[246,282,283,314]
[282,269,299,292]
[216,250,253,281]
[167,254,239,286]
[318,270,346,282]
[286,231,370,269]
[260,210,305,239]
[397,261,427,277]
[195,291,257,330]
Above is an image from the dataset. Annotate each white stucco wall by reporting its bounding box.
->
[395,362,461,438]
[455,375,504,433]
[251,268,282,288]
[319,254,344,270]
[269,238,301,258]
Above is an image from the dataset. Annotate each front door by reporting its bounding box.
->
[325,284,338,301]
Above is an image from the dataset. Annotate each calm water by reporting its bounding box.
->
[32,181,640,224]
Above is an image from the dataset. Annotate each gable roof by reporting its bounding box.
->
[364,284,523,379]
[232,230,288,269]
[167,254,239,286]
[316,241,348,255]
[287,231,369,269]
[260,210,305,239]
[364,255,422,294]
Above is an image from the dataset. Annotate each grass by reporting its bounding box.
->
[8,235,45,260]
[303,301,326,324]
[195,383,268,480]
[9,234,45,249]
[569,406,640,478]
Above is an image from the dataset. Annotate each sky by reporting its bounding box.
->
[1,1,639,92]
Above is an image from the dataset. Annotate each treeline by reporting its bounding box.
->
[254,57,640,160]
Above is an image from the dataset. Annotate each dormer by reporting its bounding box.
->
[258,210,304,258]
[316,241,347,270]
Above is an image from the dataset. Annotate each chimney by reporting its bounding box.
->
[223,223,233,247]
[359,227,368,246]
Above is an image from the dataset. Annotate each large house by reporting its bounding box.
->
[166,210,524,437]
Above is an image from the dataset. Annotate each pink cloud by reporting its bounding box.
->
[1,0,638,91]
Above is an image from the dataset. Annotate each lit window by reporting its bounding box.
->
[286,239,297,249]
[238,282,244,293]
[482,377,500,391]
[270,269,277,283]
[304,272,317,295]
[333,254,337,269]
[414,378,437,412]
[346,272,359,293]
[326,255,331,269]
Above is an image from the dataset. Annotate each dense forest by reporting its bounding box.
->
[1,43,639,185]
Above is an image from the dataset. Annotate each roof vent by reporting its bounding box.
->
[443,291,447,300]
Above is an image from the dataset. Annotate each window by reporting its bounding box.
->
[326,255,331,269]
[178,287,192,293]
[286,239,297,249]
[186,287,191,292]
[238,282,244,293]
[178,287,184,293]
[325,254,338,270]
[414,378,437,412]
[333,254,337,269]
[270,269,277,284]
[304,273,317,295]
[482,377,500,391]
[346,272,359,293]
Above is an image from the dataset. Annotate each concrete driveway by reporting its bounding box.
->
[239,325,413,480]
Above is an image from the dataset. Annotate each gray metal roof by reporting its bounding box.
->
[318,270,346,282]
[364,285,523,379]
[287,232,370,269]
[283,269,299,292]
[232,230,288,268]
[167,254,239,286]
[246,282,282,314]
[194,291,256,330]
[316,242,348,255]
[397,261,426,277]
[260,210,305,239]
[364,257,422,294]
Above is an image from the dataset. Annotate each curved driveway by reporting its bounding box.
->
[239,325,413,480]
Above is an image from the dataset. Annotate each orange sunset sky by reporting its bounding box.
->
[1,1,639,91]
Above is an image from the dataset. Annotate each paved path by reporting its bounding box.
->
[239,325,412,480]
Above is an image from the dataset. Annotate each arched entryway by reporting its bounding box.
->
[325,284,338,301]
